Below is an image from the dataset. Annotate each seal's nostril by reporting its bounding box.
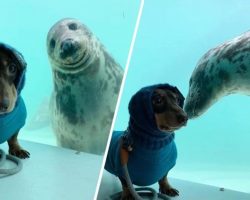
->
[62,41,73,51]
[60,39,78,59]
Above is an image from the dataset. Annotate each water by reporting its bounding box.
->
[2,0,250,197]
[114,0,250,194]
[0,0,140,145]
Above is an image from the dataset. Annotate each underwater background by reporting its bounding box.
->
[0,0,140,145]
[114,0,250,194]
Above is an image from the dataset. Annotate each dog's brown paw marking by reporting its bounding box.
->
[121,192,134,200]
[160,185,179,197]
[121,187,134,200]
[9,148,30,159]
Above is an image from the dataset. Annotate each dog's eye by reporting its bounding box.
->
[152,94,164,105]
[172,95,181,106]
[8,63,17,74]
[152,94,167,113]
[176,98,181,104]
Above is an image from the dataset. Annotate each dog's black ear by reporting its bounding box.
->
[173,87,185,108]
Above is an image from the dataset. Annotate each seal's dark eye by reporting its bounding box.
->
[68,23,78,30]
[50,39,56,49]
[189,78,193,86]
[8,63,17,74]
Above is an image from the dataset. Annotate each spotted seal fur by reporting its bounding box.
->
[47,18,123,154]
[184,31,250,118]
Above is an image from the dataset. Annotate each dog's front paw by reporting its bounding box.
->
[159,185,179,197]
[121,193,134,200]
[121,187,134,200]
[9,147,30,159]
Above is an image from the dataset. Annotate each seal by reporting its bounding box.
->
[184,31,250,119]
[46,18,124,154]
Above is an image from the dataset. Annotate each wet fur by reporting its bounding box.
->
[185,31,250,118]
[0,49,29,158]
[120,87,187,199]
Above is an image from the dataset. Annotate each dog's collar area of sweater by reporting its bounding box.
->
[0,96,27,144]
[123,126,175,150]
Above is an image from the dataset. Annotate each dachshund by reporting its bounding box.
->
[105,84,188,199]
[0,43,29,159]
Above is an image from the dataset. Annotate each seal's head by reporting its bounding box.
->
[0,43,26,114]
[184,61,225,119]
[47,18,94,73]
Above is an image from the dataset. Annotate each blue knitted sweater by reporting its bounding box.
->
[0,43,27,144]
[105,84,178,186]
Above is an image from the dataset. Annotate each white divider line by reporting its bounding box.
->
[93,0,145,199]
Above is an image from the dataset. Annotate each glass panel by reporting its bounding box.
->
[98,0,250,199]
[0,0,141,152]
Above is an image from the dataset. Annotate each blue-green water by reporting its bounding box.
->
[0,0,140,144]
[114,0,250,193]
[2,0,250,195]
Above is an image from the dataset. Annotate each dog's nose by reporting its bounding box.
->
[0,97,9,112]
[60,39,79,59]
[177,114,188,124]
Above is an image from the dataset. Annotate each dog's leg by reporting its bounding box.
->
[7,131,30,159]
[119,137,135,199]
[119,177,134,200]
[158,174,179,196]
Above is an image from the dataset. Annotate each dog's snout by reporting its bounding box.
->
[0,97,9,112]
[177,114,188,124]
[60,39,79,59]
